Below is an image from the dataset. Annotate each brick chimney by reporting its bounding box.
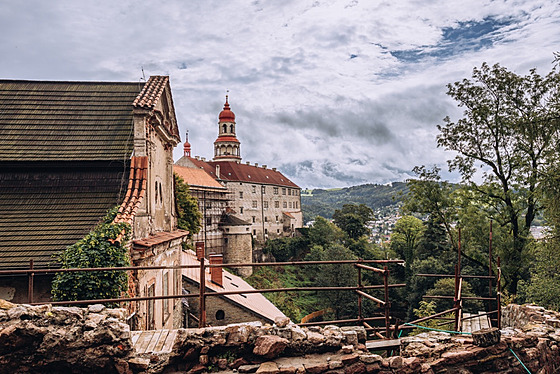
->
[195,241,205,260]
[210,254,223,287]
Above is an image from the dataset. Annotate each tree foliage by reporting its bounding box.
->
[437,61,560,294]
[332,203,374,240]
[51,207,131,303]
[174,173,202,238]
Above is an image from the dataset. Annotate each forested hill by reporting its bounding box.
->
[301,182,408,222]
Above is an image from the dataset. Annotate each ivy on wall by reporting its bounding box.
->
[51,207,131,303]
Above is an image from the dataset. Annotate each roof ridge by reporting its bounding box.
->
[133,76,169,109]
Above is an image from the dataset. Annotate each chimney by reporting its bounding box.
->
[272,167,277,171]
[246,161,250,165]
[216,165,220,178]
[195,156,200,160]
[262,165,267,169]
[254,163,258,167]
[209,254,223,287]
[195,241,205,260]
[201,157,206,161]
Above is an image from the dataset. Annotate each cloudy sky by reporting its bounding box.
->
[1,1,559,188]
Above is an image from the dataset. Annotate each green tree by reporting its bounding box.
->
[51,207,130,303]
[390,216,424,275]
[174,173,202,238]
[307,216,344,248]
[520,164,560,310]
[332,204,374,240]
[437,61,560,294]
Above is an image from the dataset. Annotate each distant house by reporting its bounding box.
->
[181,249,287,327]
[0,77,186,330]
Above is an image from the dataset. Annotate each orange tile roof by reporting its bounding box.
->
[188,158,299,188]
[133,76,169,109]
[182,250,287,323]
[173,165,226,190]
[114,156,148,225]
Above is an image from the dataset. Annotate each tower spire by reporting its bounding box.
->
[213,93,241,161]
[183,130,191,157]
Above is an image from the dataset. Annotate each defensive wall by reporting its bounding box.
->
[1,300,560,373]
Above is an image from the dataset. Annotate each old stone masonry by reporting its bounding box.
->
[1,299,560,373]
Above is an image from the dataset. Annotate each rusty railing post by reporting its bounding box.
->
[457,227,462,274]
[497,256,501,329]
[198,256,206,327]
[28,259,34,304]
[357,259,363,323]
[488,220,493,297]
[384,266,390,338]
[454,264,460,331]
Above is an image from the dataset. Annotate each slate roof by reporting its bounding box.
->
[0,167,127,269]
[0,80,145,162]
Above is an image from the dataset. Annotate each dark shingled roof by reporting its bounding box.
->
[0,80,144,162]
[0,167,127,269]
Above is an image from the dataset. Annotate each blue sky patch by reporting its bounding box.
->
[391,16,516,63]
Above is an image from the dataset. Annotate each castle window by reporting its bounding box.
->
[283,202,287,208]
[252,201,257,208]
[275,215,279,222]
[206,217,212,226]
[239,191,243,199]
[289,202,292,208]
[263,201,268,209]
[274,187,279,195]
[282,188,286,195]
[223,124,227,133]
[252,216,256,223]
[288,189,292,196]
[275,201,279,208]
[265,217,268,222]
[240,207,243,214]
[252,185,256,193]
[230,124,234,133]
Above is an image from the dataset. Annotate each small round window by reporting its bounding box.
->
[215,310,225,320]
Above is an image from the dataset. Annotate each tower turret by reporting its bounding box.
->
[213,95,241,161]
[183,130,191,157]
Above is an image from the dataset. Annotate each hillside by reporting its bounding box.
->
[301,182,408,222]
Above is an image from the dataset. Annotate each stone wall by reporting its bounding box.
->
[3,300,560,374]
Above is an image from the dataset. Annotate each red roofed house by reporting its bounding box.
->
[176,96,302,251]
[0,77,187,330]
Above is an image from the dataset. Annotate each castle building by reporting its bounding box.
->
[176,96,303,248]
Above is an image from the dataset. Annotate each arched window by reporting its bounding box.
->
[222,124,227,133]
[230,124,234,133]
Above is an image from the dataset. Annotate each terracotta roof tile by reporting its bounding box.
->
[182,250,287,323]
[113,156,148,225]
[188,159,299,188]
[173,164,226,190]
[133,76,169,109]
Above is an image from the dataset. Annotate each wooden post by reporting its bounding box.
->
[198,257,206,327]
[28,259,34,304]
[384,266,390,338]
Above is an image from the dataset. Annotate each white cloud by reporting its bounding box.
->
[1,0,559,187]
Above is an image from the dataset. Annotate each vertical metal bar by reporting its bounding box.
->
[457,227,462,275]
[28,259,34,304]
[488,220,493,297]
[454,264,459,331]
[497,256,501,329]
[357,259,363,323]
[198,257,206,327]
[384,266,390,338]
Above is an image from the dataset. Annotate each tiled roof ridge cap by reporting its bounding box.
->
[0,79,143,84]
[133,76,169,109]
[113,156,148,226]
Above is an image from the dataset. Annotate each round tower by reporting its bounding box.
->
[183,130,191,157]
[213,95,241,161]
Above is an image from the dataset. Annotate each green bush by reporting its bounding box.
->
[51,207,131,303]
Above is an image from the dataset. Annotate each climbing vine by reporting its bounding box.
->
[51,207,131,303]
